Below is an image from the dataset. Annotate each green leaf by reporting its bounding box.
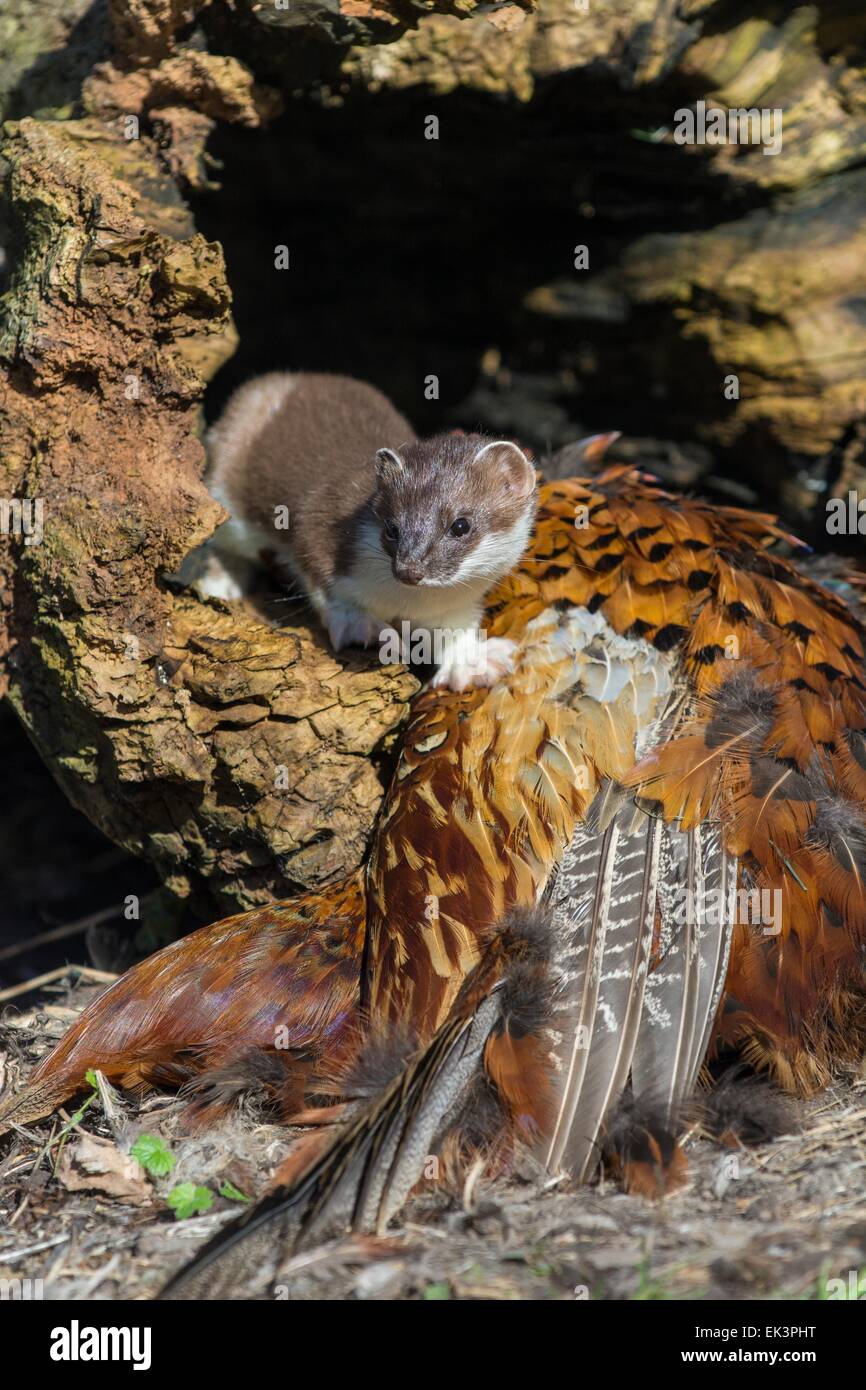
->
[219,1180,251,1203]
[130,1134,175,1177]
[167,1183,214,1220]
[422,1282,451,1301]
[85,1069,99,1090]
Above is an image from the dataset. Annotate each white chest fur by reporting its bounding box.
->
[326,516,531,691]
[330,519,488,629]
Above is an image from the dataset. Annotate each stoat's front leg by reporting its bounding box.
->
[323,597,382,652]
[183,548,255,601]
[432,625,517,693]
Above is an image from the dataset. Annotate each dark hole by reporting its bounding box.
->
[191,81,747,465]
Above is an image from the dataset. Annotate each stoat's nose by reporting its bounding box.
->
[394,563,423,586]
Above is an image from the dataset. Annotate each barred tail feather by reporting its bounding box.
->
[631,821,735,1113]
[541,808,662,1178]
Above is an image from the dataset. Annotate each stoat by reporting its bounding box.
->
[198,371,537,692]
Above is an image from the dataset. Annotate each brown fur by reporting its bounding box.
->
[373,432,537,585]
[207,373,536,595]
[207,371,415,590]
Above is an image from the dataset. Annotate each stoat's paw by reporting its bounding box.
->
[433,636,517,692]
[326,600,381,653]
[193,555,248,601]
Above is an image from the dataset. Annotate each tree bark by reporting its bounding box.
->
[0,107,416,918]
[355,0,866,522]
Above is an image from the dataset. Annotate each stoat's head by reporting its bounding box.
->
[371,432,537,589]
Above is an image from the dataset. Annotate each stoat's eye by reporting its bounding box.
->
[382,520,399,543]
[449,517,471,538]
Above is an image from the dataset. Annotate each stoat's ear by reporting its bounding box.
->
[375,447,403,479]
[473,439,536,500]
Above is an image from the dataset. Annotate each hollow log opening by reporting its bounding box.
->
[194,85,728,451]
[188,5,866,542]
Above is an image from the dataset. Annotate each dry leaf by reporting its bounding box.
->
[57,1134,152,1205]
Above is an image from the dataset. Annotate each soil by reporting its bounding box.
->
[2,975,865,1303]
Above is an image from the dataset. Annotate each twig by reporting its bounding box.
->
[52,1096,98,1175]
[0,964,117,1003]
[78,1252,122,1299]
[8,1193,29,1228]
[275,1236,402,1282]
[0,1233,70,1262]
[0,903,125,965]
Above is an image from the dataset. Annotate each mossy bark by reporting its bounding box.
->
[0,107,415,918]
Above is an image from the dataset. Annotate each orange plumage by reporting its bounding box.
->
[3,465,866,1290]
